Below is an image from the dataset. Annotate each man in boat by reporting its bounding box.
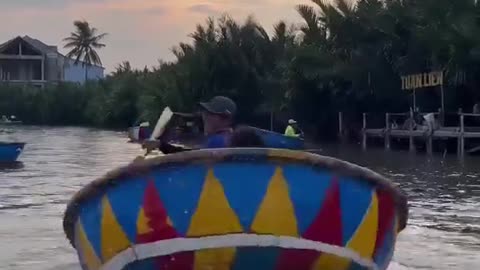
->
[143,96,237,154]
[284,119,303,138]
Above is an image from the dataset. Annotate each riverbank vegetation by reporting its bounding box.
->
[1,0,480,139]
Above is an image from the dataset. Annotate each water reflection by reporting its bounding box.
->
[0,126,141,270]
[0,127,478,270]
[318,144,480,269]
[0,162,24,170]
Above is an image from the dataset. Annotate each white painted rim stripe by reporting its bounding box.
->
[100,234,379,270]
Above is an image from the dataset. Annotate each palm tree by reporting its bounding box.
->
[63,20,107,83]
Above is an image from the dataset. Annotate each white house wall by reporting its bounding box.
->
[63,57,104,84]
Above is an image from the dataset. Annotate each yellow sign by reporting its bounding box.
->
[401,71,443,90]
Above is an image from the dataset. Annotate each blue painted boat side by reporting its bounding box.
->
[0,143,25,162]
[249,127,304,150]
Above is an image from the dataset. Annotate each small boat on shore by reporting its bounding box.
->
[250,127,305,149]
[63,148,408,270]
[127,123,152,143]
[0,115,22,125]
[0,142,26,162]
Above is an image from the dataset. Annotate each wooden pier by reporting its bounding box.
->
[339,111,480,156]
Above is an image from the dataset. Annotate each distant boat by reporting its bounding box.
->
[0,115,22,125]
[0,142,26,162]
[249,126,305,150]
[127,122,152,143]
[63,148,408,270]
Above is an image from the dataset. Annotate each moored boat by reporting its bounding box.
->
[250,126,305,149]
[0,142,26,162]
[63,148,408,270]
[0,115,22,125]
[127,122,152,143]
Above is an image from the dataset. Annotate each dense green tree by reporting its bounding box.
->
[2,1,480,139]
[63,20,107,82]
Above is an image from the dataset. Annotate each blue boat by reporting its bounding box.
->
[63,148,408,270]
[0,142,25,162]
[250,127,305,150]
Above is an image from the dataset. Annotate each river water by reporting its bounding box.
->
[0,127,478,269]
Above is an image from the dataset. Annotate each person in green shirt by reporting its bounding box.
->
[284,119,302,138]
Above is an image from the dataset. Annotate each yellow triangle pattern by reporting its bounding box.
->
[136,208,174,236]
[100,196,131,262]
[74,219,101,270]
[312,254,350,270]
[251,167,298,236]
[323,191,378,270]
[347,192,378,259]
[136,208,151,235]
[187,168,243,270]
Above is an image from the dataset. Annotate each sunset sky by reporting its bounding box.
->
[0,0,312,72]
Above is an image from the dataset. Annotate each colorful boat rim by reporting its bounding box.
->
[63,148,408,270]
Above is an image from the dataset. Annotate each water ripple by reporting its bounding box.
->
[0,126,140,270]
[0,130,478,269]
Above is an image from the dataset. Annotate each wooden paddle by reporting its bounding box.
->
[144,106,174,156]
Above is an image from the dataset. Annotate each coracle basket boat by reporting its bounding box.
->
[63,148,408,270]
[0,142,26,162]
[249,127,305,150]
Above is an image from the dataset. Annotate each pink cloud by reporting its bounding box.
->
[0,0,313,71]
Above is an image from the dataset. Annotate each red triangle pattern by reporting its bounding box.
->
[373,188,395,257]
[275,177,342,270]
[136,180,193,270]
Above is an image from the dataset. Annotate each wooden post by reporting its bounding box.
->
[413,89,417,110]
[409,109,415,152]
[458,113,465,156]
[362,113,367,150]
[338,112,343,140]
[440,83,445,118]
[270,111,274,131]
[385,113,391,150]
[426,130,433,155]
[438,108,445,127]
[426,111,434,155]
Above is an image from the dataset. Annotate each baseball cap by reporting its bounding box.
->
[199,96,237,116]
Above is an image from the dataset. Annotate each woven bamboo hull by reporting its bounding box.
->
[63,148,408,270]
